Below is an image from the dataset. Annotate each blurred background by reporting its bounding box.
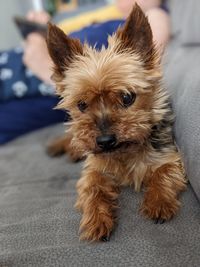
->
[0,0,114,50]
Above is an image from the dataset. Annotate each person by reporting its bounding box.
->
[22,0,170,89]
[0,0,170,143]
[1,1,170,100]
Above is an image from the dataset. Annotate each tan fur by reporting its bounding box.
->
[46,4,186,241]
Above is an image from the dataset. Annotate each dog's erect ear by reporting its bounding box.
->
[46,23,83,76]
[116,4,155,66]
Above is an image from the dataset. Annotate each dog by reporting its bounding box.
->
[46,4,186,242]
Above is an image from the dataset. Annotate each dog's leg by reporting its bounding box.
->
[140,157,186,223]
[46,134,84,162]
[75,169,119,241]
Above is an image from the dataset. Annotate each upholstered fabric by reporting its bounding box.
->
[0,124,199,267]
[169,0,200,44]
[164,38,200,201]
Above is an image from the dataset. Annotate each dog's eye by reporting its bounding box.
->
[77,100,88,112]
[121,92,136,107]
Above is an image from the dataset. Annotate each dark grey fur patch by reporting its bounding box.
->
[96,117,111,133]
[150,104,175,151]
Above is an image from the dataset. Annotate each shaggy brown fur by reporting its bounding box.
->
[46,4,186,242]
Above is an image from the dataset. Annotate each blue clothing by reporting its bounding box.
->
[70,20,124,50]
[0,97,66,144]
[0,20,124,144]
[0,48,55,102]
[0,20,124,102]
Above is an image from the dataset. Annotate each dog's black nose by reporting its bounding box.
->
[96,134,117,151]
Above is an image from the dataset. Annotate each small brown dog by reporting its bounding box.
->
[46,4,186,242]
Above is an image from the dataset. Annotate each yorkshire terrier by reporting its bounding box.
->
[46,4,186,242]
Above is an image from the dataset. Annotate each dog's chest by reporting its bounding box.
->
[107,151,148,191]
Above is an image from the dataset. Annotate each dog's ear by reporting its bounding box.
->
[46,23,83,78]
[116,4,155,66]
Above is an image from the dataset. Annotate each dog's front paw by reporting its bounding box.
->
[140,196,180,222]
[67,149,85,162]
[79,213,114,242]
[46,139,65,157]
[46,137,85,162]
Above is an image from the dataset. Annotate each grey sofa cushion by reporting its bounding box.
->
[168,0,184,37]
[0,124,200,267]
[164,38,200,201]
[181,0,200,44]
[169,0,200,44]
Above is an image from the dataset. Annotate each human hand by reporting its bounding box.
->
[23,33,53,85]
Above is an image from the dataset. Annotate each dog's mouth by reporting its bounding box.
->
[94,140,139,154]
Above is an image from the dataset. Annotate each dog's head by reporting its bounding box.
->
[47,4,167,155]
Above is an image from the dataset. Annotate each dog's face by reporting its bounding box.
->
[47,4,164,155]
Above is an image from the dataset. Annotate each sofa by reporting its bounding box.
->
[0,0,200,266]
